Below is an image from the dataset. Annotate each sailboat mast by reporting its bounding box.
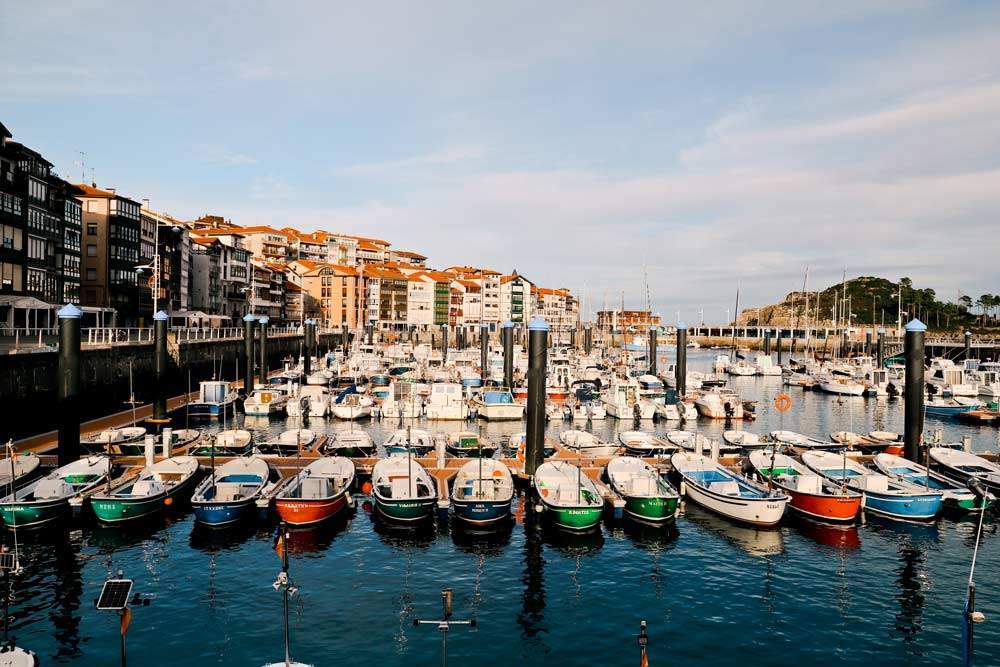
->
[729,285,740,361]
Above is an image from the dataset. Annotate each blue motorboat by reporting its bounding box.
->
[187,380,238,419]
[190,457,273,526]
[803,451,943,521]
[451,458,514,525]
[924,398,980,418]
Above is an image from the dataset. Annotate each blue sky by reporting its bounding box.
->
[3,1,999,322]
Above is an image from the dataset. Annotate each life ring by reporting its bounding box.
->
[774,393,793,413]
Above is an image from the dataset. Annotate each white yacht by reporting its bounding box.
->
[424,383,471,420]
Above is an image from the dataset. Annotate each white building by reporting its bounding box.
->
[406,272,435,329]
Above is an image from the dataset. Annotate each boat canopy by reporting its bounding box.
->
[482,391,513,404]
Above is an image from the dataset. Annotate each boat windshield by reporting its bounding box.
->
[483,391,513,404]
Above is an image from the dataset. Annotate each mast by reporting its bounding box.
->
[729,285,740,361]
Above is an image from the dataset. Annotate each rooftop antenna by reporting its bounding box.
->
[413,588,476,667]
[76,151,86,183]
[90,167,96,188]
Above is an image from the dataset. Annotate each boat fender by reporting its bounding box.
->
[534,504,544,513]
[679,480,687,497]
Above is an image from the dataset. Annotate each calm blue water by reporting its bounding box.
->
[6,350,1000,666]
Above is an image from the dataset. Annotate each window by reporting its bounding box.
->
[87,244,97,257]
[87,223,97,235]
[28,178,47,202]
[27,236,46,260]
[86,268,97,281]
[0,262,22,291]
[1,225,22,251]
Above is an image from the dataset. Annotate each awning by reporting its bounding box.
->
[0,295,54,309]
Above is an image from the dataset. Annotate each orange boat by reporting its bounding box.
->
[748,450,861,523]
[274,457,356,526]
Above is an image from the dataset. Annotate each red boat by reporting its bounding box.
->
[748,450,861,523]
[274,457,356,526]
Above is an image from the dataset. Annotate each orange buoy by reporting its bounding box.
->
[774,393,793,413]
[164,497,173,506]
[362,481,373,495]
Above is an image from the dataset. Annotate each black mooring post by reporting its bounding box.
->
[57,304,82,466]
[367,323,373,346]
[441,324,449,364]
[865,330,872,357]
[676,322,687,397]
[763,329,771,355]
[153,310,169,421]
[242,313,256,397]
[904,319,926,462]
[965,330,972,360]
[502,320,514,389]
[258,315,269,381]
[649,326,658,376]
[480,323,489,385]
[877,328,885,367]
[342,322,349,357]
[303,319,313,376]
[584,324,592,355]
[776,328,783,366]
[525,317,549,477]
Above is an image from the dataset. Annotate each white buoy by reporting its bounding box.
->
[161,427,172,458]
[144,435,155,467]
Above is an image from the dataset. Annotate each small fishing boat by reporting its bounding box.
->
[694,389,744,419]
[924,398,980,417]
[188,380,238,418]
[189,429,253,457]
[287,385,330,418]
[748,450,861,523]
[769,430,836,450]
[802,450,943,521]
[545,400,570,421]
[532,461,604,530]
[90,456,201,524]
[255,429,317,457]
[0,456,110,528]
[558,430,619,458]
[0,452,42,490]
[606,456,679,523]
[371,454,437,522]
[830,431,903,455]
[451,458,514,525]
[671,451,788,526]
[325,431,375,457]
[655,402,682,421]
[873,453,984,512]
[384,429,435,456]
[666,430,738,455]
[818,377,865,396]
[243,388,288,417]
[274,457,356,526]
[679,401,699,422]
[722,430,763,449]
[928,447,1000,496]
[617,431,674,457]
[330,393,374,420]
[471,388,525,421]
[168,428,203,451]
[190,457,273,526]
[446,432,495,458]
[509,432,556,459]
[81,426,147,455]
[570,399,607,421]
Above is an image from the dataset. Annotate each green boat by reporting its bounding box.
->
[533,461,604,530]
[606,456,680,523]
[0,456,111,529]
[90,456,201,524]
[371,454,437,522]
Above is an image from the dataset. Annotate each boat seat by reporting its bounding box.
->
[628,476,657,496]
[301,477,331,499]
[391,478,413,498]
[558,486,583,503]
[132,480,165,497]
[858,475,889,493]
[708,481,740,496]
[35,479,73,499]
[788,475,822,494]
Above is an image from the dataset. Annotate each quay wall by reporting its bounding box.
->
[0,332,340,441]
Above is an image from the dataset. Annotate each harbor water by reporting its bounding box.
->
[7,350,1000,666]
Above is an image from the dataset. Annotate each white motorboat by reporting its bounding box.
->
[330,393,374,420]
[722,430,763,449]
[694,389,744,419]
[243,388,289,417]
[671,451,788,526]
[618,431,675,456]
[602,376,656,420]
[558,430,620,458]
[818,376,865,396]
[425,383,471,420]
[472,388,525,421]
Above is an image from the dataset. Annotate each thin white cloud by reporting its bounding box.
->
[335,145,489,177]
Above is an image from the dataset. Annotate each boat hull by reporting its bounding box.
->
[861,491,942,521]
[452,498,512,524]
[275,493,348,526]
[92,472,199,524]
[785,490,860,523]
[680,478,786,527]
[539,501,603,530]
[374,497,436,522]
[192,499,256,526]
[0,498,69,528]
[623,495,679,523]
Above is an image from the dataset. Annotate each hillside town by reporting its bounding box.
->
[0,121,579,337]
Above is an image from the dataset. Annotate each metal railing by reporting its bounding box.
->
[84,328,155,345]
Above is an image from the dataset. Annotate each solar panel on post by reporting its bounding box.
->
[97,579,133,610]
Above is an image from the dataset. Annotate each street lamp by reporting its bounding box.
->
[135,223,180,319]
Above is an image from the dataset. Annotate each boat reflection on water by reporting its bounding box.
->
[284,513,352,556]
[451,517,514,553]
[541,524,605,557]
[788,515,861,551]
[369,511,437,551]
[681,503,784,557]
[620,518,680,553]
[87,512,184,552]
[188,519,263,554]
